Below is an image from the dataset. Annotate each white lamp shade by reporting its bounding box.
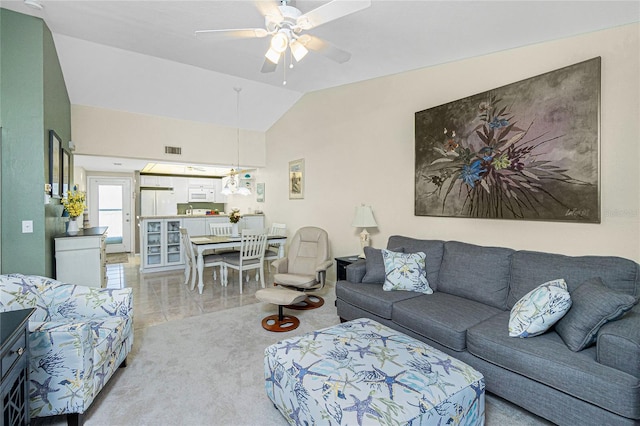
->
[351,205,378,228]
[265,47,281,64]
[270,31,289,53]
[290,39,309,62]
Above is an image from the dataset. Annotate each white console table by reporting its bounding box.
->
[55,226,108,287]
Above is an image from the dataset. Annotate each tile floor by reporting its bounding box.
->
[107,254,271,330]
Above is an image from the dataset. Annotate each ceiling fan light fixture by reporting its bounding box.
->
[265,47,281,64]
[270,31,289,53]
[290,39,308,62]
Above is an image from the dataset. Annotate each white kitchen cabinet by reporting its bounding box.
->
[181,217,206,236]
[187,178,215,188]
[213,179,227,203]
[140,175,173,188]
[172,177,189,203]
[141,218,183,272]
[240,215,265,231]
[55,227,107,288]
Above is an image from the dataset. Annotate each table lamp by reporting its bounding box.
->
[351,205,378,258]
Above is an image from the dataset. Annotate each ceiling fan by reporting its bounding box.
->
[195,0,371,73]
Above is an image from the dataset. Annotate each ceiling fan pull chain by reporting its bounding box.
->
[283,54,287,86]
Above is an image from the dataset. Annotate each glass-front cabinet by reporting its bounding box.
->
[141,218,183,272]
[165,220,182,264]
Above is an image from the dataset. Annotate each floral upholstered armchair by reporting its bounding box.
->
[0,273,133,425]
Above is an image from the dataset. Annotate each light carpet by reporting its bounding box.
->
[39,292,550,425]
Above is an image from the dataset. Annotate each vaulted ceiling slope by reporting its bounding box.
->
[2,1,638,132]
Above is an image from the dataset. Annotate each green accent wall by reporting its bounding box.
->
[0,8,70,276]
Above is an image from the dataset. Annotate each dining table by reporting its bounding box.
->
[189,234,287,294]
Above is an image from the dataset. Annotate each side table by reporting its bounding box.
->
[335,255,360,281]
[1,308,34,426]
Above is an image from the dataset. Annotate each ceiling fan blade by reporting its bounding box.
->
[254,0,284,23]
[297,0,371,30]
[194,28,269,39]
[261,57,279,73]
[297,34,351,63]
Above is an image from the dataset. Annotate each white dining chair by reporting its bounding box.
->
[180,228,223,290]
[264,223,287,263]
[209,223,233,236]
[221,229,268,294]
[208,222,239,256]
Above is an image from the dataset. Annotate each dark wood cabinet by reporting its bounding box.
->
[1,309,34,426]
[335,255,360,281]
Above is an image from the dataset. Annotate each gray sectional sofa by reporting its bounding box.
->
[335,236,640,426]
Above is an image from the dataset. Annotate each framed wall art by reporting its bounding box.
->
[289,159,304,199]
[62,148,70,196]
[256,182,265,202]
[49,130,62,198]
[415,57,601,223]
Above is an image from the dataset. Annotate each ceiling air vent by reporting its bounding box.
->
[164,146,182,155]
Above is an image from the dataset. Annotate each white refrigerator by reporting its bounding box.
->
[140,190,178,216]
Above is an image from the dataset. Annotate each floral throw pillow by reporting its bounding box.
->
[509,279,572,338]
[381,250,433,294]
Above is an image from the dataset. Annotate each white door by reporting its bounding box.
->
[89,177,133,253]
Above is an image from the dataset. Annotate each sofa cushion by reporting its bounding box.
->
[555,277,637,352]
[437,241,513,309]
[597,307,640,378]
[362,246,404,284]
[386,237,445,291]
[467,311,640,419]
[392,292,502,351]
[508,250,640,309]
[335,281,422,320]
[509,279,572,338]
[381,250,433,294]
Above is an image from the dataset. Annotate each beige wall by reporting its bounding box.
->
[72,105,266,168]
[265,23,640,270]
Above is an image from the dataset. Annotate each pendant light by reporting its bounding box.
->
[221,87,251,196]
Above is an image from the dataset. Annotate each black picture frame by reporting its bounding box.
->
[49,130,62,198]
[62,148,70,196]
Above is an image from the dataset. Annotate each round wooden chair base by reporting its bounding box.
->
[262,314,300,332]
[286,295,325,311]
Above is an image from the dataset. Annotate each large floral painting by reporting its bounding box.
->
[415,57,600,223]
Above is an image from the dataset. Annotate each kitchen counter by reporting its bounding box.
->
[139,213,264,220]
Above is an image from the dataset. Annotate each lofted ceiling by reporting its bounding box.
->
[2,0,638,172]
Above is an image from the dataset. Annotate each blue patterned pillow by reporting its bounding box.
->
[509,279,572,338]
[381,250,432,294]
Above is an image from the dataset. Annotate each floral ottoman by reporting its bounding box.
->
[264,318,485,425]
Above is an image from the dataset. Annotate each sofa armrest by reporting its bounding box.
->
[28,321,95,416]
[345,259,366,283]
[597,309,640,378]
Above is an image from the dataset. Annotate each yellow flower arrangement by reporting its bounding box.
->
[62,189,86,219]
[229,208,241,224]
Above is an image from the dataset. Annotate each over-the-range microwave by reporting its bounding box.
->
[188,187,215,202]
